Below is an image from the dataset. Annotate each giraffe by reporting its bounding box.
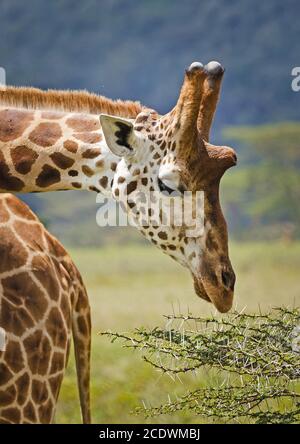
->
[0,84,143,425]
[0,193,91,423]
[0,60,236,314]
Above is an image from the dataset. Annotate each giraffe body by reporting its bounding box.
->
[0,194,91,423]
[0,107,114,193]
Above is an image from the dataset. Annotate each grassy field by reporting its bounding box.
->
[55,241,300,423]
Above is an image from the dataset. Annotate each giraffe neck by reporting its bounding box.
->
[0,106,119,195]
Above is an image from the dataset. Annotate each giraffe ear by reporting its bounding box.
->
[100,114,136,157]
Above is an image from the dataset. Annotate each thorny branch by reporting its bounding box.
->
[100,307,300,423]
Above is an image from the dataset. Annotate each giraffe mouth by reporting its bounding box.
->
[193,277,212,303]
[193,276,233,313]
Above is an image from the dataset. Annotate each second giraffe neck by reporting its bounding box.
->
[0,106,120,196]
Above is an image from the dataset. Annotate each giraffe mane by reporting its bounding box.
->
[0,85,144,118]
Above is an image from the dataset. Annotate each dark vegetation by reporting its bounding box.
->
[101,308,300,423]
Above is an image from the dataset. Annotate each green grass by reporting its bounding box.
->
[55,241,300,423]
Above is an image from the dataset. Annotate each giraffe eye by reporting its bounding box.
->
[158,178,183,196]
[158,178,174,194]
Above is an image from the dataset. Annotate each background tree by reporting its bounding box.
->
[222,123,300,240]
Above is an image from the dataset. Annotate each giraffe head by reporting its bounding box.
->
[100,61,237,313]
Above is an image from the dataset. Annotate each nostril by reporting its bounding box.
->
[221,270,235,290]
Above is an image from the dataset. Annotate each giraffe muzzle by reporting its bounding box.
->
[193,274,234,313]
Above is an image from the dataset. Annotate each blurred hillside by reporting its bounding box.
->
[0,0,299,245]
[1,0,299,124]
[223,123,300,240]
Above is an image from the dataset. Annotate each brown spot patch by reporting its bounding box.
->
[38,399,54,424]
[48,374,63,400]
[82,148,101,159]
[158,231,168,240]
[5,194,37,220]
[16,373,30,406]
[135,114,148,124]
[1,407,21,423]
[0,109,34,142]
[32,379,48,404]
[23,401,37,422]
[63,139,78,153]
[29,122,62,147]
[127,180,137,195]
[0,385,16,407]
[71,182,82,189]
[128,201,136,209]
[134,125,144,131]
[50,152,74,170]
[68,169,78,177]
[36,164,61,188]
[0,226,28,273]
[99,176,108,188]
[0,199,10,222]
[0,363,13,386]
[23,330,52,374]
[3,340,24,373]
[50,352,65,374]
[0,151,25,191]
[31,255,60,301]
[89,185,99,192]
[77,316,88,336]
[46,307,68,348]
[82,165,94,177]
[13,219,44,250]
[2,272,48,323]
[11,145,38,175]
[74,132,102,144]
[66,115,100,132]
[75,287,89,311]
[1,297,34,337]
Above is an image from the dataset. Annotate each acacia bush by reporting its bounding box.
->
[101,308,300,424]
